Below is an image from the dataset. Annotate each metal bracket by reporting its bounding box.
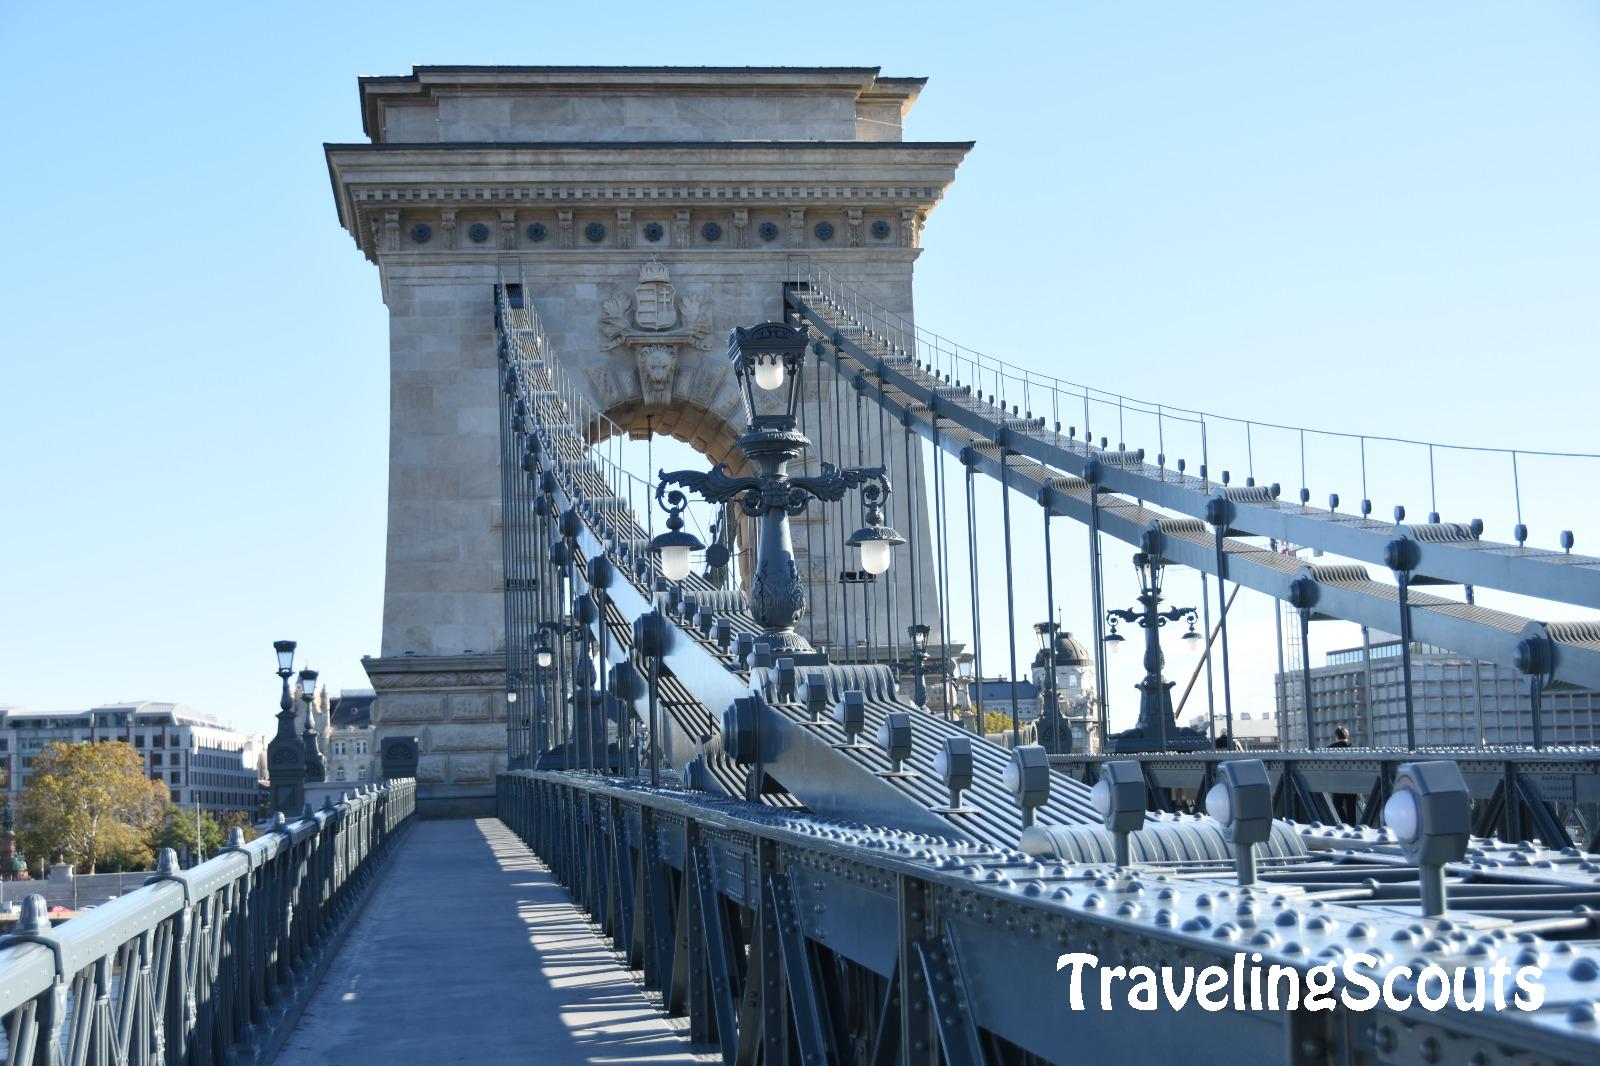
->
[913,931,985,1066]
[767,872,835,1066]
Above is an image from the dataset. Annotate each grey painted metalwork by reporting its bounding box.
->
[500,768,1600,1065]
[789,267,1600,601]
[1051,748,1600,851]
[1102,527,1206,753]
[268,643,308,816]
[656,320,898,657]
[0,779,415,1065]
[492,275,1314,860]
[483,261,1600,1062]
[786,273,1600,693]
[297,668,325,785]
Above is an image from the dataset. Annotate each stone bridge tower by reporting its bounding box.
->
[327,66,968,814]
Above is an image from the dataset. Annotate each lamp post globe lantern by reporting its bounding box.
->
[907,622,931,710]
[272,640,298,719]
[267,640,308,816]
[649,484,705,584]
[911,623,930,651]
[728,321,809,423]
[654,321,899,655]
[846,477,905,576]
[297,666,325,783]
[752,353,787,392]
[1033,620,1060,721]
[1103,525,1209,754]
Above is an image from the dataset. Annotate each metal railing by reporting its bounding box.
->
[500,768,1600,1065]
[801,263,1599,553]
[1049,748,1600,849]
[0,779,415,1065]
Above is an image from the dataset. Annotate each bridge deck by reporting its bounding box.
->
[275,818,709,1064]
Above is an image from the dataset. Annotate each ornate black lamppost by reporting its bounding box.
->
[504,671,526,769]
[569,590,604,770]
[530,635,556,758]
[905,623,932,710]
[298,666,325,783]
[267,639,307,814]
[653,322,902,655]
[1034,622,1060,719]
[1032,622,1069,753]
[1103,528,1207,753]
[533,618,583,766]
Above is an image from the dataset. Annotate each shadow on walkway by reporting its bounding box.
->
[274,818,710,1064]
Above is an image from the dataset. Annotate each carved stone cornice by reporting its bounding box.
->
[326,141,968,262]
[361,653,504,693]
[342,181,952,206]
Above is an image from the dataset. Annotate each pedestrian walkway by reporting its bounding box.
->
[275,818,710,1064]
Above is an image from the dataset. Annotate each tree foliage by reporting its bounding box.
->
[981,710,1024,736]
[17,742,168,873]
[146,806,261,867]
[150,803,228,862]
[219,810,259,843]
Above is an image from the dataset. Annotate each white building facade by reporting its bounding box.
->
[326,690,377,784]
[0,702,264,816]
[1028,627,1100,752]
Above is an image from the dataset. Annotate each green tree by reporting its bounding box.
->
[218,810,259,844]
[149,803,229,864]
[981,710,1019,736]
[17,742,168,873]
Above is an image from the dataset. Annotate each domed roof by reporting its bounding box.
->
[1031,629,1091,669]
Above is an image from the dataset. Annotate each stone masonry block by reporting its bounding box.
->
[415,754,448,784]
[376,694,447,724]
[425,722,504,752]
[450,754,495,783]
[449,692,494,721]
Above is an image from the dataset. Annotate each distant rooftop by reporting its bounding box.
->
[329,693,375,730]
[976,678,1041,703]
[0,701,245,731]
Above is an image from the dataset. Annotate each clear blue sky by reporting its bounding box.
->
[2,2,1596,737]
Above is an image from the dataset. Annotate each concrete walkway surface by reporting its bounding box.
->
[275,818,711,1064]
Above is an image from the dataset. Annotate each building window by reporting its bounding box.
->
[169,771,181,784]
[355,740,368,755]
[336,768,346,781]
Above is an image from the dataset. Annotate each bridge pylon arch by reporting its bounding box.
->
[328,65,966,813]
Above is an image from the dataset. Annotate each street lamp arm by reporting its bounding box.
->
[1105,608,1141,625]
[788,462,887,514]
[658,464,762,508]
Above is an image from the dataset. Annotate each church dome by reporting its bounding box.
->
[1031,630,1091,669]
